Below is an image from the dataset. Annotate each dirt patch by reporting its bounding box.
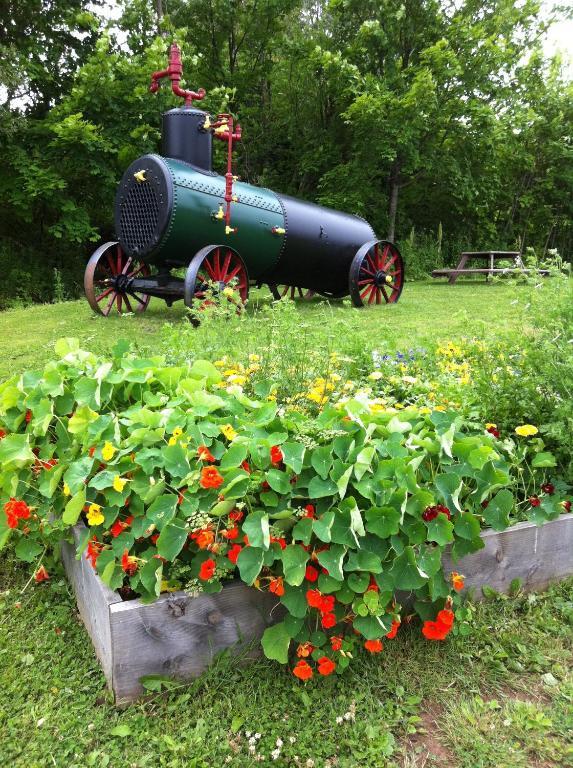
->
[401,702,457,767]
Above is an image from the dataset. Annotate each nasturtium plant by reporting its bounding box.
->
[0,340,568,681]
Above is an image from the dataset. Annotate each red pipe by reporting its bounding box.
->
[150,43,205,107]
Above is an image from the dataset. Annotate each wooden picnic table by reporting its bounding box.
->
[431,251,549,284]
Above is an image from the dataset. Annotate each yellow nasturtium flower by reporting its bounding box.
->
[102,442,116,462]
[113,475,127,493]
[220,424,238,441]
[87,504,105,526]
[485,423,497,430]
[168,436,178,446]
[172,427,183,439]
[63,482,71,497]
[515,424,538,437]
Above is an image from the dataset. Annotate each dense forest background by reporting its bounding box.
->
[0,0,571,306]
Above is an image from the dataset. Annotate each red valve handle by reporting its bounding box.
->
[150,43,205,107]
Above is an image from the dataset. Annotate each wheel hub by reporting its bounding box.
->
[113,274,132,292]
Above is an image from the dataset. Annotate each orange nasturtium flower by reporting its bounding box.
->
[200,466,224,489]
[386,619,401,639]
[121,549,138,576]
[190,528,215,550]
[364,639,384,653]
[4,498,31,529]
[317,656,336,676]
[270,445,283,465]
[199,558,217,581]
[293,660,313,681]
[197,445,216,462]
[422,608,455,641]
[296,642,314,658]
[269,576,285,596]
[451,572,465,592]
[34,565,50,583]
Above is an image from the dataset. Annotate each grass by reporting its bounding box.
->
[0,280,531,381]
[1,552,572,767]
[1,278,572,767]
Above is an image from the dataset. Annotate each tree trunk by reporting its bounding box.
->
[387,158,401,242]
[155,0,163,30]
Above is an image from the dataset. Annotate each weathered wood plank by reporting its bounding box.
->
[109,582,281,704]
[442,514,573,595]
[61,527,122,685]
[62,514,573,704]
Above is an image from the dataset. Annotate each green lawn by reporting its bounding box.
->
[1,280,572,768]
[0,281,531,381]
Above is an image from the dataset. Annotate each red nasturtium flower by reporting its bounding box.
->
[229,509,244,522]
[25,409,32,423]
[4,498,31,529]
[34,565,50,583]
[541,483,555,495]
[422,504,451,522]
[321,612,337,629]
[86,537,103,568]
[306,589,322,608]
[241,461,251,473]
[422,608,455,641]
[269,576,285,596]
[293,660,313,681]
[317,656,336,676]
[305,565,319,583]
[227,544,242,564]
[330,635,343,651]
[197,445,216,462]
[486,425,500,439]
[386,619,401,639]
[200,466,224,489]
[191,528,215,550]
[364,639,383,653]
[222,525,239,540]
[366,575,379,592]
[0,429,6,439]
[270,535,287,550]
[270,445,283,465]
[121,549,138,576]
[199,558,217,580]
[562,500,572,513]
[304,504,316,518]
[296,642,314,658]
[451,572,465,592]
[529,496,541,508]
[320,595,336,614]
[110,515,134,538]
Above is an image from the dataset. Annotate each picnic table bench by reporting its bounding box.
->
[432,251,549,284]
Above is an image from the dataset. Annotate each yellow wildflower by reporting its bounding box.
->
[248,353,260,362]
[418,406,431,414]
[330,373,342,382]
[113,475,127,493]
[227,374,247,386]
[168,436,177,446]
[220,424,238,441]
[172,427,183,438]
[222,287,235,298]
[515,424,538,437]
[434,405,446,412]
[223,368,239,377]
[214,360,227,367]
[102,442,116,462]
[87,504,104,526]
[368,371,383,381]
[63,482,71,497]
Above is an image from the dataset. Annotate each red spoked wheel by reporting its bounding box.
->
[349,240,404,307]
[84,241,151,316]
[184,245,249,313]
[268,284,315,301]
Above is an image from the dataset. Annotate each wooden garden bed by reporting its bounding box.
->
[62,514,573,705]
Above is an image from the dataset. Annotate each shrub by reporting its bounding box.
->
[1,340,568,679]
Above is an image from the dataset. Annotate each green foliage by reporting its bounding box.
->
[1,339,568,679]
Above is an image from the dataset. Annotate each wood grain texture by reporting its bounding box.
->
[442,514,573,595]
[61,526,121,684]
[109,582,281,704]
[63,514,573,704]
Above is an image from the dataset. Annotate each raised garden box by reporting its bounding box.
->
[62,513,573,705]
